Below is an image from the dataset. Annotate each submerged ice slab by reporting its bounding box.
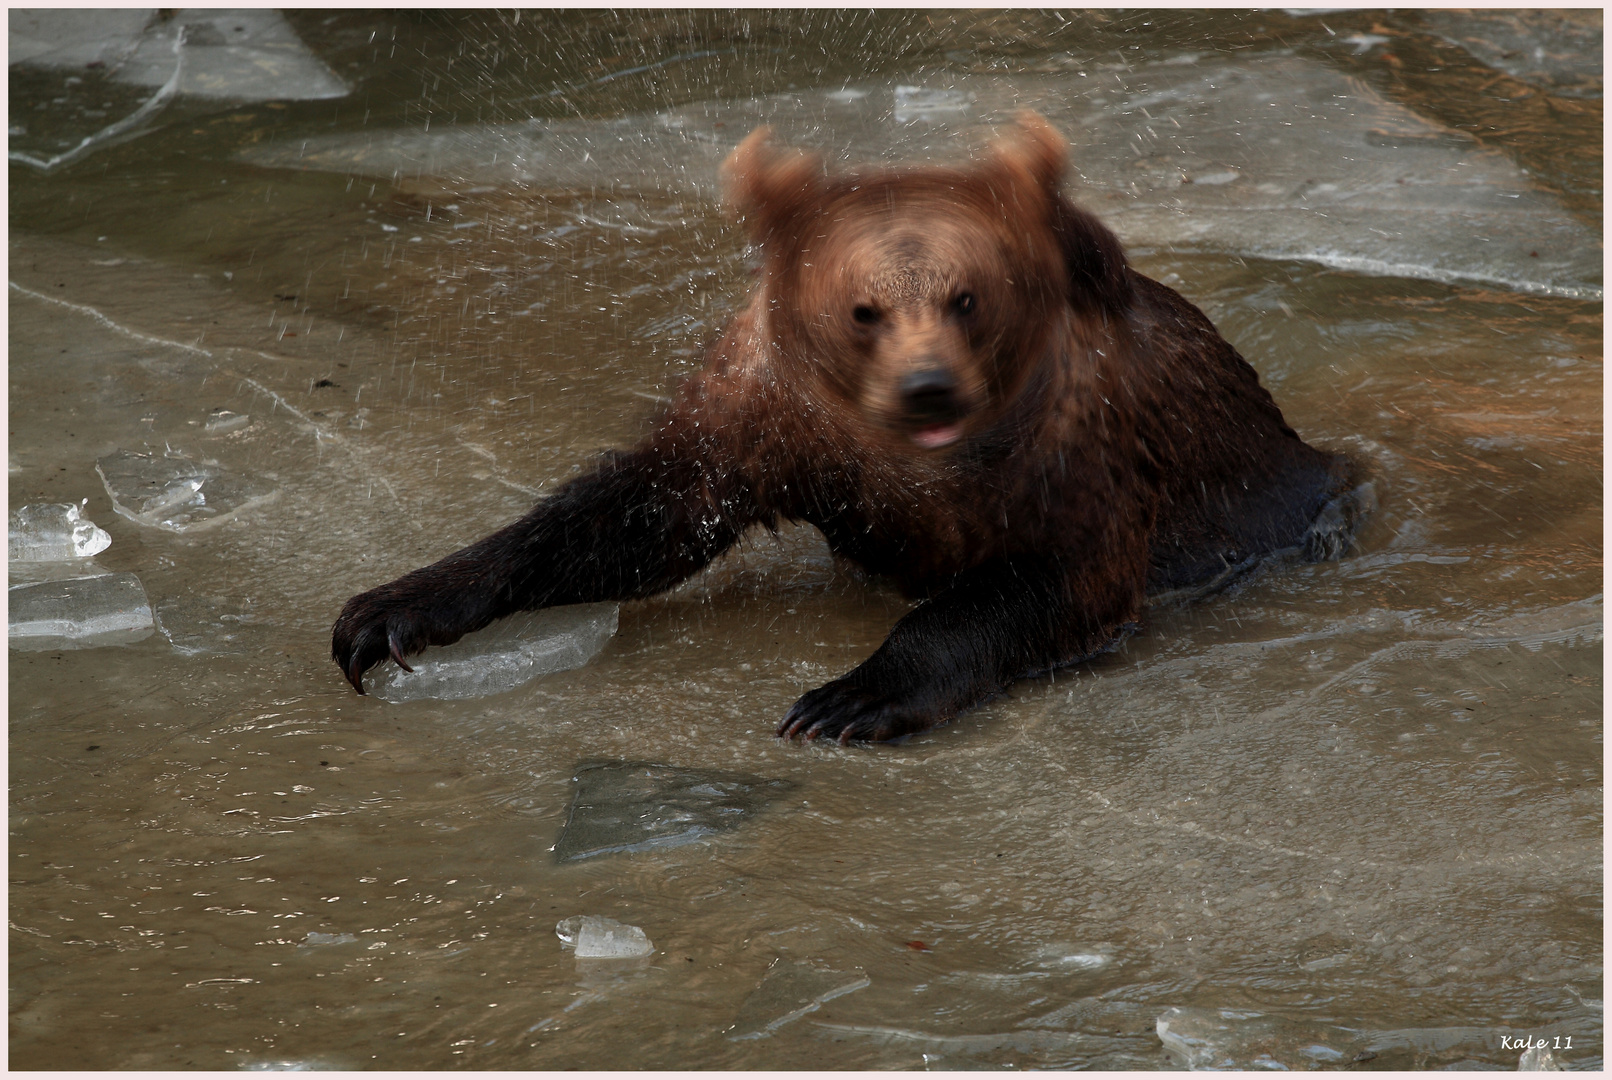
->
[8,9,154,66]
[241,53,1599,299]
[11,8,346,101]
[8,502,112,562]
[363,603,618,702]
[9,572,155,651]
[95,449,275,533]
[728,959,870,1040]
[1155,1006,1586,1071]
[555,915,654,959]
[553,760,794,862]
[1424,9,1603,99]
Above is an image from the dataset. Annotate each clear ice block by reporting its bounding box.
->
[8,572,155,650]
[8,502,112,562]
[95,449,275,532]
[555,916,654,959]
[364,603,618,702]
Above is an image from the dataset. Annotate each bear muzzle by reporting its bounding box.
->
[899,368,969,449]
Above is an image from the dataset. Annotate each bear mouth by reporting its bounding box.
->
[910,422,964,449]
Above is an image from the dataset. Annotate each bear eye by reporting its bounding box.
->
[952,292,977,317]
[852,304,880,326]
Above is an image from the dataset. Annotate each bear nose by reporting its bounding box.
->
[899,369,964,424]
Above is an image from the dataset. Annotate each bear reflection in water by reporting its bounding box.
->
[332,111,1362,744]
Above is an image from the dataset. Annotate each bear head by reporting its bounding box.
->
[722,110,1127,452]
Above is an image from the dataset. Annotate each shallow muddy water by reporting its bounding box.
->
[8,10,1602,1070]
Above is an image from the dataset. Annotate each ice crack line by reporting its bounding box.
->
[9,280,402,509]
[10,25,187,173]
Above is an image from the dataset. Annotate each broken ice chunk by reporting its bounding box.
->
[555,916,654,959]
[364,603,618,702]
[728,959,870,1040]
[1519,1044,1565,1071]
[553,760,795,862]
[95,449,275,532]
[298,932,359,948]
[203,408,250,434]
[9,572,155,650]
[8,502,112,562]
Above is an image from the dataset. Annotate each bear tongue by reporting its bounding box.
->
[911,423,963,450]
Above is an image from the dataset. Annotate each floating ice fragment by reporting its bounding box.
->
[204,408,250,434]
[95,449,275,532]
[728,959,869,1040]
[364,603,618,702]
[299,931,359,948]
[238,1062,325,1072]
[1519,1044,1564,1070]
[1032,943,1113,971]
[9,503,112,562]
[893,85,973,122]
[555,915,654,959]
[9,572,155,650]
[553,760,794,862]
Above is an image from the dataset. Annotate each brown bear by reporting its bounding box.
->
[332,111,1359,743]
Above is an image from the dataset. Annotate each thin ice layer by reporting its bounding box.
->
[1155,1006,1583,1071]
[363,603,619,702]
[728,959,870,1040]
[11,8,347,100]
[95,449,276,533]
[553,760,794,862]
[238,53,1599,300]
[9,572,156,651]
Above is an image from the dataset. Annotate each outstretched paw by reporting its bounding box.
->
[777,679,935,744]
[330,592,430,694]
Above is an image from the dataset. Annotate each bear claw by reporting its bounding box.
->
[387,633,414,673]
[778,679,928,744]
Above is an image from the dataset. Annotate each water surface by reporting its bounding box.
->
[9,9,1601,1070]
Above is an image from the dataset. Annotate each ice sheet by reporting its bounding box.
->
[553,760,794,862]
[1155,1006,1585,1071]
[362,603,619,703]
[9,572,156,651]
[8,9,155,67]
[238,53,1600,300]
[10,8,346,101]
[9,502,112,562]
[95,449,277,533]
[1424,9,1603,99]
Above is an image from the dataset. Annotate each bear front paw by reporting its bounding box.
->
[330,592,428,694]
[777,679,934,744]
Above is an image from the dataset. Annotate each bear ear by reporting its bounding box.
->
[721,126,824,244]
[988,110,1069,199]
[991,111,1132,312]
